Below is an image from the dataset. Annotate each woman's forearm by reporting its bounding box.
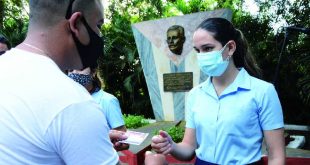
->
[170,142,196,161]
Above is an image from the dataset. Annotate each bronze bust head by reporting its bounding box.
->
[166,25,185,55]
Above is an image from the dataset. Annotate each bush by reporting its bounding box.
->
[154,126,185,143]
[167,126,185,143]
[123,114,149,129]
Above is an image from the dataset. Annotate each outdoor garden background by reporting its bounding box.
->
[0,0,309,125]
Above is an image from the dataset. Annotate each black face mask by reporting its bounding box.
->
[71,17,103,68]
[66,0,103,69]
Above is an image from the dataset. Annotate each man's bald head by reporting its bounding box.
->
[24,0,104,71]
[29,0,100,27]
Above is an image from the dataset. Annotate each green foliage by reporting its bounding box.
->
[166,126,185,143]
[123,114,149,129]
[297,49,310,105]
[298,76,310,105]
[0,0,28,46]
[100,0,161,118]
[153,126,185,143]
[254,0,310,124]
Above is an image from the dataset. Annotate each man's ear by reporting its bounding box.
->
[68,12,89,45]
[68,12,83,37]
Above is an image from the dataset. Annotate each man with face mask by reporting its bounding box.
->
[0,0,127,164]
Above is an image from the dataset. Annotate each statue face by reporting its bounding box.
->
[167,29,185,55]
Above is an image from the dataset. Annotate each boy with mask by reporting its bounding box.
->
[0,0,126,164]
[0,0,167,163]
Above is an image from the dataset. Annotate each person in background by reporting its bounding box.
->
[0,34,11,55]
[151,17,285,165]
[68,67,126,131]
[68,67,128,150]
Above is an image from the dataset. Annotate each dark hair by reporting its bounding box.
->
[89,67,102,94]
[0,34,11,49]
[167,25,185,38]
[196,17,262,78]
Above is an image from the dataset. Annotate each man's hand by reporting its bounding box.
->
[109,130,129,151]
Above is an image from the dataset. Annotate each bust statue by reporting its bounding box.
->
[166,25,185,55]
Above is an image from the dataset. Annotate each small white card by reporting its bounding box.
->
[119,130,149,145]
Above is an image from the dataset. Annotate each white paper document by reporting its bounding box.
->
[119,130,149,145]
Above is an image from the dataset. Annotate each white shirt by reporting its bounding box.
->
[0,49,118,165]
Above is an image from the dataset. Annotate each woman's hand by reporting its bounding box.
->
[151,130,174,155]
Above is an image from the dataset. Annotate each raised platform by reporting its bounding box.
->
[119,121,180,165]
[119,122,310,165]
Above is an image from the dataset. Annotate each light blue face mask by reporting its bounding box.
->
[197,43,229,77]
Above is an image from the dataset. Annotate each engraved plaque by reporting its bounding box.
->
[163,72,193,92]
